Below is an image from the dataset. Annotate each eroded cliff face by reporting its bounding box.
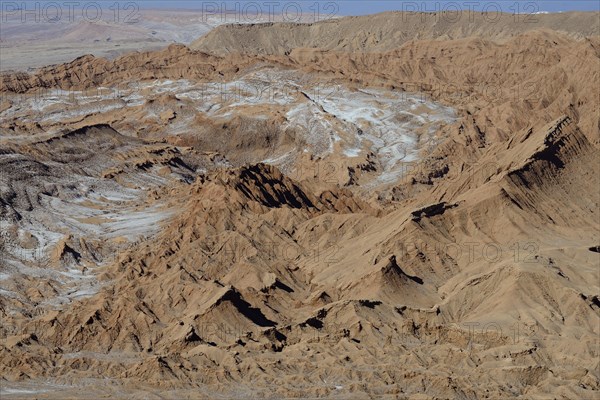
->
[0,12,599,399]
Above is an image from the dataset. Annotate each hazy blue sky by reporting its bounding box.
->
[131,1,599,14]
[11,1,600,15]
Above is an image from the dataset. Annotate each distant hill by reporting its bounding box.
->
[191,11,600,54]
